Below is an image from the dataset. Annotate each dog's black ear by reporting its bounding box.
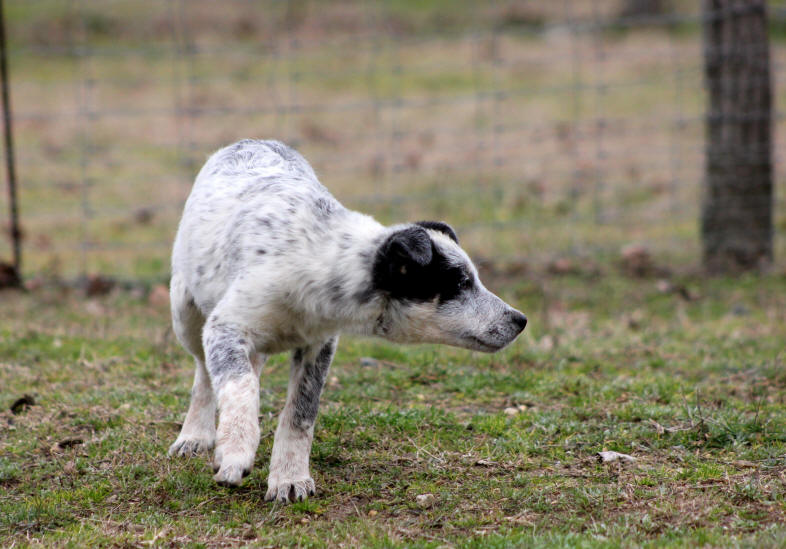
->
[382,226,433,268]
[415,220,458,244]
[372,226,434,296]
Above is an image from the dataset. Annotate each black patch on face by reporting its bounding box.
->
[415,220,459,244]
[371,225,471,303]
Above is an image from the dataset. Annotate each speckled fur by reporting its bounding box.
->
[168,139,527,502]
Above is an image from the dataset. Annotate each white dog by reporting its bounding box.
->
[168,139,527,503]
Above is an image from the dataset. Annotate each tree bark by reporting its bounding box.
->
[702,0,773,273]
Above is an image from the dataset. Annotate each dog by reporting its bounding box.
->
[168,139,527,503]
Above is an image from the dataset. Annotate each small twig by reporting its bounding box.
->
[752,391,765,429]
[351,499,362,518]
[175,496,219,516]
[681,393,694,429]
[141,527,170,545]
[406,436,445,464]
[695,388,705,431]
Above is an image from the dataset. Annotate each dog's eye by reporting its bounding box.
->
[458,275,473,290]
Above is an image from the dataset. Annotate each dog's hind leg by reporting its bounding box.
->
[266,336,338,503]
[168,273,217,457]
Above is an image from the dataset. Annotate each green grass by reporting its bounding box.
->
[1,271,785,547]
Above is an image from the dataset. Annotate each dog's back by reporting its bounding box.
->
[172,139,350,313]
[199,139,319,183]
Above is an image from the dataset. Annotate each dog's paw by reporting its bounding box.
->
[213,463,252,486]
[264,475,316,503]
[212,447,255,486]
[168,436,215,457]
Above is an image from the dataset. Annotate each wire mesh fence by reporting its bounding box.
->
[1,0,784,281]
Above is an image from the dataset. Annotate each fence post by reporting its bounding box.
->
[701,0,773,273]
[0,0,21,285]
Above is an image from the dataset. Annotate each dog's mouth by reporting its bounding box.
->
[461,320,527,352]
[462,334,507,353]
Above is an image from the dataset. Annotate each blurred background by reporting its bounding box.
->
[0,0,783,283]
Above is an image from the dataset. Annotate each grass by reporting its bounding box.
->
[1,269,785,547]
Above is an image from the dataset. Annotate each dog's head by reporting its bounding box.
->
[370,221,527,352]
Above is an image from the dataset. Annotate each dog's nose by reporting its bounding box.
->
[510,311,527,332]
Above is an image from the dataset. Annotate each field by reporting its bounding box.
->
[2,0,785,277]
[2,1,786,547]
[2,270,786,547]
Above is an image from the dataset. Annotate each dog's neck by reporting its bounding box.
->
[286,210,388,335]
[319,212,394,335]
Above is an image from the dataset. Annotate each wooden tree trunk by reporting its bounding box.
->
[702,0,773,273]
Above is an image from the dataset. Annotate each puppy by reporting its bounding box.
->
[168,139,527,502]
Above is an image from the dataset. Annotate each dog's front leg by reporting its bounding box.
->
[203,317,262,486]
[266,336,338,503]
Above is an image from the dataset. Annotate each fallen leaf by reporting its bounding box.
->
[10,394,35,414]
[84,274,115,297]
[415,493,436,507]
[50,437,85,454]
[731,460,757,468]
[597,451,636,463]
